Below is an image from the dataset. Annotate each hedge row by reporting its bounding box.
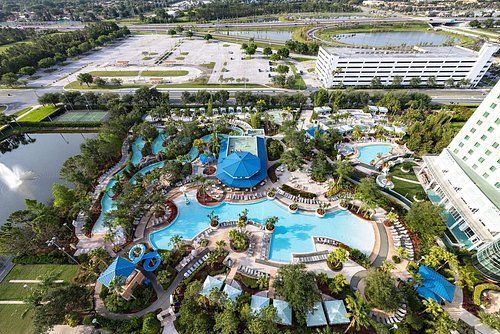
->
[473,283,500,306]
[280,184,317,199]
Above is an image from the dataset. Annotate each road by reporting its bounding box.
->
[0,86,490,115]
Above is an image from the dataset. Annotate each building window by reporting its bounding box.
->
[483,172,489,178]
[453,149,458,154]
[472,164,478,169]
[483,112,490,117]
[470,128,476,133]
[496,118,500,125]
[486,150,491,156]
[493,142,499,149]
[479,157,485,163]
[459,142,464,147]
[495,182,500,189]
[481,135,487,141]
[468,149,474,155]
[477,120,483,126]
[491,103,497,109]
[463,156,468,161]
[465,135,470,140]
[490,166,496,172]
[474,142,480,148]
[488,127,494,132]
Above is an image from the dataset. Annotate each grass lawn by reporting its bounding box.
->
[157,83,265,88]
[0,264,78,301]
[65,81,148,90]
[388,165,425,201]
[0,305,35,334]
[89,70,140,77]
[18,105,58,122]
[388,165,419,181]
[200,62,216,69]
[142,70,189,77]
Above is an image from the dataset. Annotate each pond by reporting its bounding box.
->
[333,31,456,47]
[0,133,96,226]
[223,30,293,42]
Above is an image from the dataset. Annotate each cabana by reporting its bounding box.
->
[306,126,325,138]
[200,275,223,297]
[414,265,456,303]
[306,302,327,327]
[273,299,292,326]
[97,256,144,300]
[251,295,270,314]
[324,300,350,325]
[223,283,242,302]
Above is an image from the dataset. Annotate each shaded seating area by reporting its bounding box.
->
[250,295,270,314]
[414,265,456,303]
[324,300,350,325]
[223,283,243,302]
[306,302,328,327]
[97,256,145,301]
[273,299,293,326]
[200,275,224,297]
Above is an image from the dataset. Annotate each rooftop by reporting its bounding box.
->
[324,300,350,325]
[322,45,478,59]
[227,136,258,156]
[97,256,136,288]
[200,275,223,297]
[306,302,328,327]
[415,265,456,303]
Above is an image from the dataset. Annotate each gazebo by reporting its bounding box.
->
[200,275,223,297]
[273,299,292,326]
[250,295,270,314]
[414,265,456,303]
[323,300,350,325]
[223,283,242,302]
[306,302,328,327]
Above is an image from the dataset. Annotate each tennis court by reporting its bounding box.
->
[55,110,109,122]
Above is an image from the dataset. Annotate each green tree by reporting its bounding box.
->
[423,299,457,334]
[214,306,239,334]
[277,47,289,58]
[354,177,380,216]
[276,64,289,74]
[77,73,93,86]
[410,77,421,88]
[364,269,403,312]
[328,274,348,294]
[345,291,372,332]
[263,47,272,56]
[273,264,320,326]
[392,75,402,87]
[371,77,382,88]
[405,202,446,249]
[334,160,353,187]
[280,148,303,171]
[204,33,213,41]
[327,248,349,270]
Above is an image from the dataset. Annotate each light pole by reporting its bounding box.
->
[46,237,79,264]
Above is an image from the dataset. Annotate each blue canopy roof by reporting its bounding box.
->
[219,152,260,178]
[97,257,136,288]
[200,153,215,165]
[223,283,242,302]
[251,295,270,314]
[415,265,456,303]
[306,302,328,327]
[216,136,267,188]
[306,126,324,138]
[324,300,350,325]
[200,275,223,297]
[273,299,292,325]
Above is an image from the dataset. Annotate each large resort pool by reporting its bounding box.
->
[356,144,392,164]
[149,192,375,263]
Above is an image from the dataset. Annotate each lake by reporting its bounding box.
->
[0,133,96,226]
[333,31,456,47]
[224,30,292,42]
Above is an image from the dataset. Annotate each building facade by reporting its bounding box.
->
[316,43,498,88]
[418,81,500,281]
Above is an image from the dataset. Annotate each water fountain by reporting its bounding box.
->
[0,163,33,190]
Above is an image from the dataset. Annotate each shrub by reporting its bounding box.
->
[473,283,500,306]
[142,312,161,334]
[365,269,404,312]
[392,255,402,264]
[281,184,317,199]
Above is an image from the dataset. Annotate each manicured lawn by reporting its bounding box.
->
[0,305,35,334]
[388,165,418,182]
[18,105,58,122]
[0,264,78,301]
[89,70,140,77]
[156,83,265,88]
[388,166,425,202]
[89,70,188,77]
[65,81,149,90]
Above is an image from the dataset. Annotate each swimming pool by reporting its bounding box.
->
[149,192,375,263]
[357,144,392,164]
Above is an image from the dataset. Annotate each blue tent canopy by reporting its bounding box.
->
[200,153,215,165]
[415,265,456,303]
[273,299,292,325]
[97,257,136,288]
[306,302,328,327]
[223,283,242,302]
[200,275,223,297]
[324,300,350,325]
[306,126,324,138]
[216,136,267,188]
[251,295,270,314]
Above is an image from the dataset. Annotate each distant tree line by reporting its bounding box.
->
[0,27,41,46]
[190,0,360,22]
[0,22,130,80]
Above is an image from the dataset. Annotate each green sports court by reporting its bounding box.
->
[54,110,109,122]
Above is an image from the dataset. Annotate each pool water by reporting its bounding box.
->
[149,192,375,263]
[357,144,392,164]
[131,137,145,166]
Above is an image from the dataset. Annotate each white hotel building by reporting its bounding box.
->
[315,43,498,88]
[418,81,500,281]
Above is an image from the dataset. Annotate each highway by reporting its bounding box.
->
[0,87,490,115]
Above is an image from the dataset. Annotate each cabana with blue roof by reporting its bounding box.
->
[251,295,270,314]
[200,275,224,297]
[97,256,137,288]
[306,302,328,327]
[216,136,267,188]
[305,126,325,138]
[223,283,242,302]
[414,265,456,303]
[324,300,350,325]
[273,299,292,326]
[199,153,215,165]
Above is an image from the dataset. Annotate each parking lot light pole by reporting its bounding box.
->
[46,237,79,264]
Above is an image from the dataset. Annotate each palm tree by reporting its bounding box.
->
[193,175,212,197]
[215,240,226,252]
[395,246,409,260]
[256,275,269,290]
[169,235,182,249]
[345,291,371,333]
[108,276,126,295]
[380,260,396,273]
[208,132,220,157]
[335,160,352,188]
